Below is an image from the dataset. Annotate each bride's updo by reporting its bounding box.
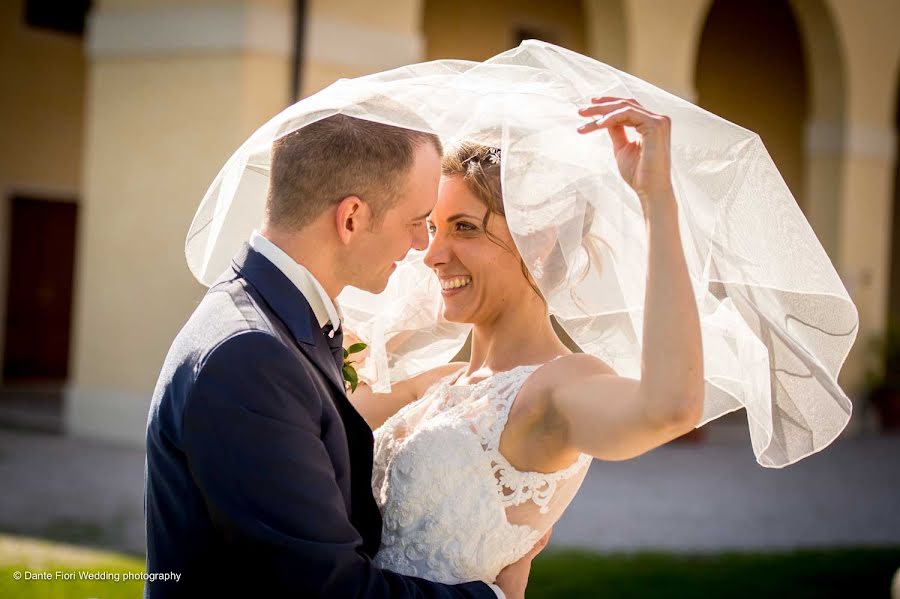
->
[441,142,605,307]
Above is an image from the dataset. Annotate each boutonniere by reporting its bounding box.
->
[342,342,367,392]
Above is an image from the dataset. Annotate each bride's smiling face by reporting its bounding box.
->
[424,175,536,324]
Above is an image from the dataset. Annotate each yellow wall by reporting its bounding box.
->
[0,0,85,378]
[301,0,428,96]
[624,0,709,99]
[310,0,423,32]
[72,55,242,392]
[66,1,292,443]
[826,0,900,390]
[423,0,587,61]
[0,1,84,189]
[583,0,628,70]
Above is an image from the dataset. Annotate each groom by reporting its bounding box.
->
[144,115,540,597]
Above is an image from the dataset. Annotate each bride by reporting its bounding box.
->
[347,95,704,586]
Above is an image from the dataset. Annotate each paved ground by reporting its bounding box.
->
[555,429,900,553]
[0,424,898,557]
[0,430,145,555]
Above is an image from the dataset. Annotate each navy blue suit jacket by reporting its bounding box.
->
[144,244,493,598]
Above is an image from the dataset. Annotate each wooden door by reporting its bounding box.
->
[2,196,78,383]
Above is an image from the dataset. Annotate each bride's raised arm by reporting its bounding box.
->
[545,97,705,461]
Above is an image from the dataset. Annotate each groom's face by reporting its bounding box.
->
[349,142,441,293]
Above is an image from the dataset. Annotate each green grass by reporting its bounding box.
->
[0,533,145,598]
[1,533,898,598]
[528,546,900,598]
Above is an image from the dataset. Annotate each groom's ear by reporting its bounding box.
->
[335,195,366,244]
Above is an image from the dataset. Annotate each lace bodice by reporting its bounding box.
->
[371,362,592,584]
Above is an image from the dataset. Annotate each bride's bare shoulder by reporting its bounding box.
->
[514,354,616,419]
[538,353,617,383]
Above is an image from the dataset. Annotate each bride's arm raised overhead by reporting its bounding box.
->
[542,97,705,462]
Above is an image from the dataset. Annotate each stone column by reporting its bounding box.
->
[826,0,900,395]
[621,0,711,101]
[66,0,293,445]
[792,0,847,261]
[582,0,628,70]
[302,0,425,95]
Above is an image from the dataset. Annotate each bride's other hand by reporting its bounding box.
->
[341,327,370,363]
[345,361,467,431]
[494,528,552,599]
[577,96,673,204]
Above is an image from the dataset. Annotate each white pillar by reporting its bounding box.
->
[302,0,425,96]
[835,122,898,390]
[66,0,293,445]
[582,0,628,70]
[825,0,900,394]
[792,0,847,261]
[622,0,711,101]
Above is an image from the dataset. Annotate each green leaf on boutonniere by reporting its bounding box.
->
[342,364,359,392]
[347,342,367,355]
[342,342,367,393]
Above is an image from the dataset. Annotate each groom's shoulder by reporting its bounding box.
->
[192,273,276,340]
[161,274,284,377]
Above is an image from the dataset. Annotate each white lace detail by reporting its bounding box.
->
[479,367,593,515]
[371,362,591,584]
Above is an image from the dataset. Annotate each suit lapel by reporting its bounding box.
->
[232,244,381,554]
[232,244,345,395]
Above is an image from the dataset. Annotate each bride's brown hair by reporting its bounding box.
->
[440,142,607,308]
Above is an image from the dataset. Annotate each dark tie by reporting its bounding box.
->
[322,323,344,374]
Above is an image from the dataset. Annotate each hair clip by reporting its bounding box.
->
[462,147,502,167]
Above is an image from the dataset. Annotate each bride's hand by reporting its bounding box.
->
[493,528,552,599]
[577,96,673,203]
[341,327,370,363]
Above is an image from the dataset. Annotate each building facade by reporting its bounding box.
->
[1,0,898,446]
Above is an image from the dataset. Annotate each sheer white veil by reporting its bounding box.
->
[185,41,857,468]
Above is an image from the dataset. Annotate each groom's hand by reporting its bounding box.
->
[494,528,552,599]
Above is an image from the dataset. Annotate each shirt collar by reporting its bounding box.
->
[248,230,342,332]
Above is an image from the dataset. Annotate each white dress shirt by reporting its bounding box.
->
[249,230,342,334]
[248,231,504,599]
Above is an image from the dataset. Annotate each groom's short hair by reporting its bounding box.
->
[266,114,442,230]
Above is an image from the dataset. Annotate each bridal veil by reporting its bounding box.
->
[185,41,857,468]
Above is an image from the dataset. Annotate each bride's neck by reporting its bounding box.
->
[466,296,567,376]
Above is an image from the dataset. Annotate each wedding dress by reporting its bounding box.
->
[371,362,592,584]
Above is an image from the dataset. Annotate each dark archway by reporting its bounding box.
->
[695,0,809,211]
[422,0,587,61]
[887,70,900,365]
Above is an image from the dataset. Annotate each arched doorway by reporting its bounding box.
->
[888,72,900,357]
[695,0,809,211]
[422,0,588,61]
